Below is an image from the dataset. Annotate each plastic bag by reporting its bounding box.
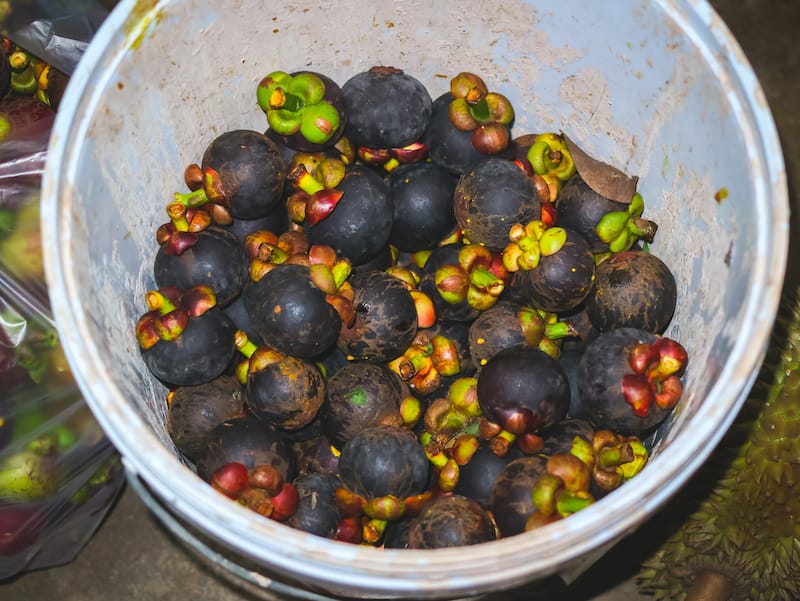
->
[1,1,111,76]
[0,272,124,578]
[0,31,125,578]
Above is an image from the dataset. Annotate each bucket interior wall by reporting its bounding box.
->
[42,0,787,598]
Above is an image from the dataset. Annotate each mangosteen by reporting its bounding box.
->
[257,70,347,152]
[320,362,409,450]
[307,166,393,267]
[197,415,296,483]
[453,158,540,251]
[341,66,432,150]
[508,228,596,314]
[337,425,430,502]
[243,263,341,359]
[423,93,494,176]
[173,130,287,221]
[337,269,418,363]
[576,327,687,436]
[407,494,497,549]
[154,225,248,307]
[556,175,657,253]
[388,162,458,252]
[586,250,677,334]
[477,346,570,436]
[454,445,522,507]
[468,301,577,367]
[243,348,326,431]
[136,286,237,388]
[285,473,343,539]
[167,375,247,461]
[490,455,548,537]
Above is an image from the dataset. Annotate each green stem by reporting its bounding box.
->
[467,97,491,123]
[174,188,210,208]
[269,87,304,112]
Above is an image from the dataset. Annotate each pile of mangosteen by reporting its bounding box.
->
[134,66,688,548]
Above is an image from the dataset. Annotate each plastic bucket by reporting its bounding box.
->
[40,0,788,599]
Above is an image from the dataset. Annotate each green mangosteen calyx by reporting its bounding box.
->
[434,244,509,311]
[448,72,514,155]
[525,133,576,182]
[595,192,659,252]
[286,153,346,226]
[517,306,579,358]
[257,71,341,146]
[135,285,217,350]
[502,219,567,272]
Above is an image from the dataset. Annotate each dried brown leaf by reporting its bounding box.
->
[562,132,639,204]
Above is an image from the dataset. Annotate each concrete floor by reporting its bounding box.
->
[1,1,799,600]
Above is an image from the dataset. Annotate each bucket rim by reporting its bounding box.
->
[41,0,789,597]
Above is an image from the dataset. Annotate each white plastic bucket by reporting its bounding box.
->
[41,0,788,599]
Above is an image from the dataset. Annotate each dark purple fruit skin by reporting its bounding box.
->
[292,435,340,476]
[141,308,237,388]
[308,167,393,267]
[388,162,458,252]
[320,362,409,450]
[154,226,248,307]
[269,71,347,152]
[555,175,630,253]
[509,228,596,314]
[196,415,297,483]
[477,346,570,433]
[285,473,342,539]
[468,301,528,370]
[341,66,432,149]
[222,294,265,347]
[382,517,415,549]
[422,93,494,176]
[453,158,540,251]
[337,270,418,363]
[246,356,325,430]
[576,327,669,436]
[490,455,548,537]
[558,346,585,419]
[539,418,595,456]
[338,425,430,501]
[454,445,522,507]
[167,375,247,461]
[225,205,290,242]
[407,494,496,549]
[587,250,677,335]
[201,129,287,220]
[243,263,341,359]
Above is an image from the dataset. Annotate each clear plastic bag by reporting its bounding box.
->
[0,40,124,578]
[0,271,124,578]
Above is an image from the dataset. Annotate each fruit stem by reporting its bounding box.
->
[145,290,177,315]
[234,330,259,359]
[174,187,210,209]
[268,87,304,112]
